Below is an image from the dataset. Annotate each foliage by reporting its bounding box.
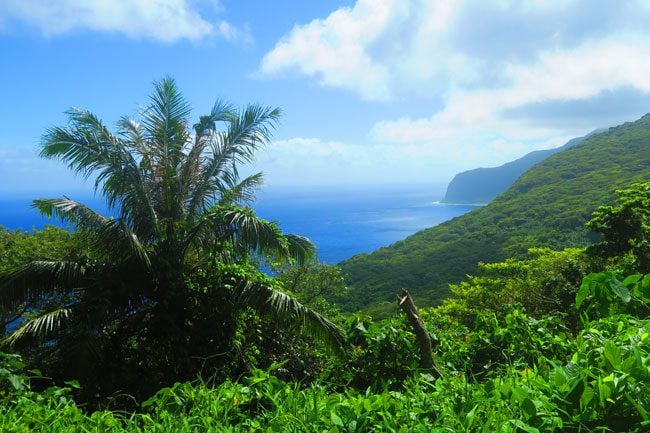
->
[434,248,590,327]
[576,271,650,319]
[0,225,88,335]
[426,307,574,381]
[0,78,344,403]
[2,252,650,431]
[586,182,650,273]
[340,114,650,311]
[276,260,347,318]
[1,300,647,432]
[325,315,420,390]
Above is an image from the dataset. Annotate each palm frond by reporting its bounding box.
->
[209,99,237,124]
[285,234,316,265]
[34,198,151,270]
[141,77,192,158]
[0,261,85,308]
[183,205,281,259]
[215,206,289,259]
[40,109,122,180]
[226,104,282,161]
[235,281,346,354]
[218,172,265,205]
[34,197,107,230]
[140,77,193,226]
[4,307,71,345]
[40,110,157,236]
[187,104,281,217]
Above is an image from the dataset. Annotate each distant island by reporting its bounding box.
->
[441,133,593,204]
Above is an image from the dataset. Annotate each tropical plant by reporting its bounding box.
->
[0,226,87,335]
[0,77,345,399]
[587,182,650,272]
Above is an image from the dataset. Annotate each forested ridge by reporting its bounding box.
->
[0,82,649,431]
[339,114,650,312]
[442,134,587,205]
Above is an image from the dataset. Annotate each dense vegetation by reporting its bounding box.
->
[340,115,650,312]
[442,134,587,204]
[1,183,650,431]
[1,81,649,431]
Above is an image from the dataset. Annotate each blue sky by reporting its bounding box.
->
[2,0,650,194]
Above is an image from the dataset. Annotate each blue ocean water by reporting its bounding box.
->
[0,186,480,264]
[254,185,479,263]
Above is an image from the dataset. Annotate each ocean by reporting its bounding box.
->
[0,185,480,264]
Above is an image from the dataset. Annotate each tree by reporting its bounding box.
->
[0,226,89,335]
[0,78,345,399]
[276,260,347,314]
[587,182,650,272]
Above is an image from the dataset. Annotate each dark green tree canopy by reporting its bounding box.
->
[587,182,650,272]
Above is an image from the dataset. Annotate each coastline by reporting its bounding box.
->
[433,200,488,207]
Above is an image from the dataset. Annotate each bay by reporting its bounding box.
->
[0,185,481,264]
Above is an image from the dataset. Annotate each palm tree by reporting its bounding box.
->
[0,78,344,397]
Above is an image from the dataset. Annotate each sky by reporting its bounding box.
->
[2,0,650,194]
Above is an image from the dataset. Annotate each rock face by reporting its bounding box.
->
[441,135,588,204]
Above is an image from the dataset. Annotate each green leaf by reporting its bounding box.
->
[510,419,540,433]
[465,404,478,428]
[622,273,643,286]
[575,279,591,308]
[8,374,25,391]
[603,340,621,370]
[64,380,81,389]
[580,386,594,409]
[609,278,631,303]
[521,398,537,420]
[330,411,343,427]
[637,275,650,299]
[554,368,567,387]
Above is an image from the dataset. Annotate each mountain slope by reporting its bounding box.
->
[442,135,587,204]
[339,115,650,311]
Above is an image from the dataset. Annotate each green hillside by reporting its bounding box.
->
[339,114,650,311]
[442,134,587,204]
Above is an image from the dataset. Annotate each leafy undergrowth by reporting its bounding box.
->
[1,308,648,432]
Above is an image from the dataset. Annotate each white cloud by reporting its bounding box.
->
[256,1,650,183]
[217,20,252,43]
[503,40,650,105]
[261,0,650,106]
[257,0,600,101]
[259,0,463,100]
[370,38,650,156]
[0,0,245,42]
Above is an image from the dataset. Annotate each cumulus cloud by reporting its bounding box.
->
[371,38,650,150]
[258,0,614,101]
[0,0,246,42]
[259,0,462,100]
[260,0,650,175]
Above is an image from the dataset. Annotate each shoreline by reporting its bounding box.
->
[433,200,487,207]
